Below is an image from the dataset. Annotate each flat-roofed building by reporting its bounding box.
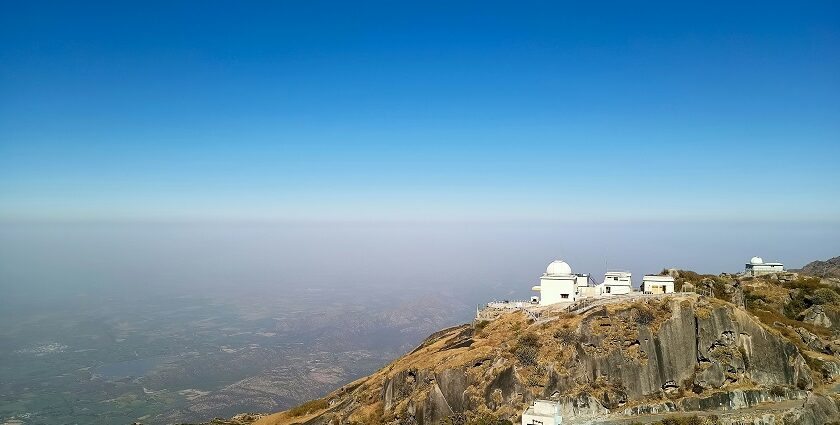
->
[598,271,632,295]
[744,256,784,277]
[641,275,675,294]
[522,400,562,425]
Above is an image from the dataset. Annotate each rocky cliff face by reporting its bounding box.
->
[253,296,840,425]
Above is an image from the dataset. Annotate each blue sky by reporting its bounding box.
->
[1,1,838,222]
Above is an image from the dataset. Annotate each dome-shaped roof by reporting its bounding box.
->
[546,260,572,275]
[750,256,764,265]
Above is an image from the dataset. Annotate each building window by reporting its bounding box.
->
[561,294,569,299]
[606,287,611,293]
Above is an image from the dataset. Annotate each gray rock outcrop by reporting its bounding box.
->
[292,298,837,425]
[798,305,840,332]
[783,393,840,425]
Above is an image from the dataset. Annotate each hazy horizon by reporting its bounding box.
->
[3,220,838,309]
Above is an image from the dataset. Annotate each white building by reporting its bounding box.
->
[744,256,784,277]
[531,260,589,306]
[522,400,562,425]
[597,271,633,295]
[641,275,675,294]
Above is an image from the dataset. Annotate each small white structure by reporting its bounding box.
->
[641,275,675,294]
[577,284,599,298]
[522,399,562,425]
[744,256,784,277]
[598,271,633,295]
[532,260,589,306]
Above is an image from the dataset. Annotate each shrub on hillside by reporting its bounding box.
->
[811,288,840,305]
[287,398,328,417]
[442,414,514,425]
[518,332,540,348]
[744,291,768,310]
[784,276,822,291]
[469,416,513,425]
[678,270,702,281]
[659,416,704,425]
[552,327,580,346]
[711,280,729,301]
[514,332,540,365]
[684,416,704,425]
[515,345,538,365]
[634,304,655,325]
[784,292,810,319]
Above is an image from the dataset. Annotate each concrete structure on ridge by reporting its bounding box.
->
[641,275,675,294]
[597,271,633,296]
[521,399,562,425]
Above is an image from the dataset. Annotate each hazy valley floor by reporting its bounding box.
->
[0,287,473,425]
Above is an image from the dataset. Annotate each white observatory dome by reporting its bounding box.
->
[546,260,572,275]
[750,256,764,265]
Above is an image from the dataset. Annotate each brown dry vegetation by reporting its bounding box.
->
[253,277,839,425]
[741,275,837,338]
[254,308,590,424]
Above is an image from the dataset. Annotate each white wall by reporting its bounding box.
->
[642,276,674,293]
[578,286,598,298]
[522,412,560,425]
[601,283,632,295]
[600,273,632,295]
[522,401,562,425]
[745,264,785,276]
[538,276,577,305]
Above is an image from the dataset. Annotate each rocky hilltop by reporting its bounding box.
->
[791,256,840,280]
[195,271,840,425]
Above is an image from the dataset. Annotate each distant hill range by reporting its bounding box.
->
[791,256,840,279]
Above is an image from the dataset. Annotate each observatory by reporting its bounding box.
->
[480,257,706,322]
[531,260,589,305]
[744,256,784,277]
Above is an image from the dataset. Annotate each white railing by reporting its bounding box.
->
[477,290,708,323]
[476,299,540,322]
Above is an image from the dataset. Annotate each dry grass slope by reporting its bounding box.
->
[250,270,840,425]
